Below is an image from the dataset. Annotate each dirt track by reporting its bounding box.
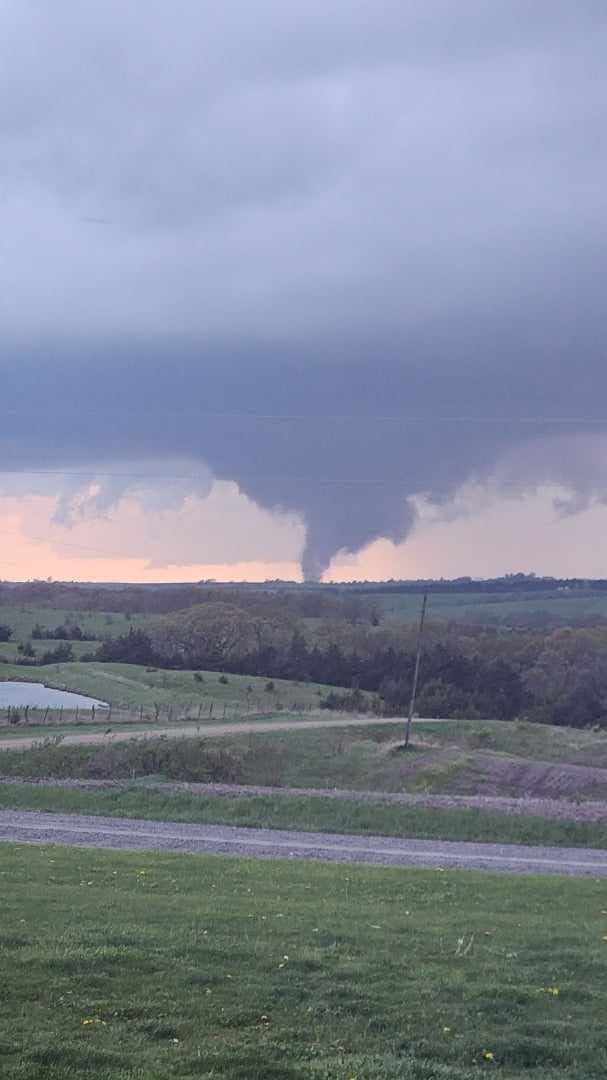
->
[0,714,446,751]
[2,808,606,877]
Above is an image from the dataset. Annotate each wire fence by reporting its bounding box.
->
[0,698,322,730]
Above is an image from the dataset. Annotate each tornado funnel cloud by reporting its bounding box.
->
[299,486,417,582]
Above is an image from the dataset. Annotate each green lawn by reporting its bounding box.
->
[2,844,607,1078]
[2,780,607,849]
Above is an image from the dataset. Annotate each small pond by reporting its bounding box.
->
[0,681,109,710]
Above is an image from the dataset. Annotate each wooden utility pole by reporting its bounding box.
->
[404,591,428,749]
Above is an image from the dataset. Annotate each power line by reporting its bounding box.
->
[2,410,607,424]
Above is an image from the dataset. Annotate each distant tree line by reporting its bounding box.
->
[31,622,96,641]
[5,574,607,612]
[83,605,607,727]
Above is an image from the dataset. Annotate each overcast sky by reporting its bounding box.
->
[2,1,607,581]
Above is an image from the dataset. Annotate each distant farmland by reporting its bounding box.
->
[0,604,156,642]
[374,587,607,624]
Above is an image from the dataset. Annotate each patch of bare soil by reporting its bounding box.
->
[447,751,607,802]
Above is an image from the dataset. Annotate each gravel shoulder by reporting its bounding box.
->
[2,808,607,876]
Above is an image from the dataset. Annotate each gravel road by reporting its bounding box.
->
[2,808,606,876]
[0,714,446,751]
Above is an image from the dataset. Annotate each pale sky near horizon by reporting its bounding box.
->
[2,2,607,582]
[4,480,607,583]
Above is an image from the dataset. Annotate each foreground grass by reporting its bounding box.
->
[2,781,607,849]
[2,845,607,1079]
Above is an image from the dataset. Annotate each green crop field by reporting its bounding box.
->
[2,843,607,1078]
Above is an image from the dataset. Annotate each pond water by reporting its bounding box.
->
[0,681,109,710]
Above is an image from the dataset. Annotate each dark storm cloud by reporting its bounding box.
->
[1,1,607,576]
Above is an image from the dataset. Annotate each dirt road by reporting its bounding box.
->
[0,714,447,751]
[1,808,606,876]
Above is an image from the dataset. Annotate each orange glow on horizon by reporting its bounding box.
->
[5,485,607,584]
[0,495,302,583]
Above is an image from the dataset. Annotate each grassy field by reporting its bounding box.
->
[2,717,607,808]
[416,718,607,768]
[376,588,607,624]
[0,638,100,664]
[0,604,155,640]
[0,726,406,787]
[2,780,607,849]
[2,843,607,1079]
[3,720,607,798]
[4,588,607,632]
[0,662,341,711]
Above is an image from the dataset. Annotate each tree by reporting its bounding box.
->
[97,628,155,666]
[522,628,607,727]
[41,642,75,664]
